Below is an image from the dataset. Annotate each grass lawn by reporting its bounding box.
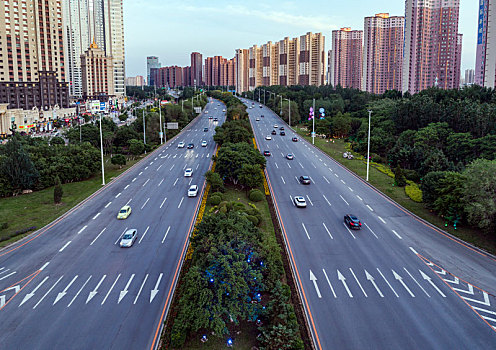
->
[0,156,140,247]
[295,127,496,254]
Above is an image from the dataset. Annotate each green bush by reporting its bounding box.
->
[246,215,260,226]
[403,169,421,183]
[249,189,264,202]
[54,175,63,204]
[394,165,407,187]
[211,191,224,200]
[209,195,222,206]
[405,183,423,203]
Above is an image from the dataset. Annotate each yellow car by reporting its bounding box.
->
[117,205,132,219]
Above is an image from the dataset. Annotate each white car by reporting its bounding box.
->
[120,229,138,248]
[178,141,185,148]
[265,135,272,140]
[294,196,307,208]
[188,185,199,197]
[256,118,260,121]
[273,125,278,129]
[184,168,193,177]
[222,109,226,112]
[201,141,208,147]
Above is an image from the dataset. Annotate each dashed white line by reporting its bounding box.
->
[160,197,167,209]
[281,176,286,184]
[323,176,330,184]
[145,167,148,170]
[275,163,279,169]
[91,228,107,246]
[334,173,339,178]
[78,226,87,234]
[115,193,121,198]
[356,195,363,201]
[178,197,184,209]
[306,195,314,206]
[366,205,374,211]
[363,223,378,239]
[340,195,349,206]
[162,226,171,243]
[323,195,332,207]
[92,213,100,220]
[287,163,292,169]
[141,198,150,210]
[340,179,346,184]
[343,223,356,239]
[409,247,419,255]
[125,198,132,206]
[378,216,386,224]
[323,223,333,239]
[105,202,112,208]
[59,241,71,252]
[170,165,175,171]
[298,162,304,168]
[139,226,149,244]
[173,178,179,186]
[157,164,163,171]
[158,179,164,187]
[124,185,130,190]
[142,179,150,187]
[392,229,403,239]
[139,172,143,176]
[132,178,137,182]
[301,223,311,240]
[348,187,354,192]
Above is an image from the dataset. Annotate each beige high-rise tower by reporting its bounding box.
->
[81,40,115,98]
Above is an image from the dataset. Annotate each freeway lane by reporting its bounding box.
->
[244,100,496,349]
[0,99,225,349]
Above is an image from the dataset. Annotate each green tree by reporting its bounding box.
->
[111,154,126,168]
[54,175,63,204]
[238,164,263,189]
[421,171,447,208]
[128,139,145,157]
[50,136,65,145]
[205,170,225,192]
[433,172,465,220]
[394,165,407,187]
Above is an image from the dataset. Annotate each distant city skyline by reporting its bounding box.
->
[124,0,478,78]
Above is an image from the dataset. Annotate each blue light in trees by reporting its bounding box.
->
[227,338,233,346]
[210,278,214,283]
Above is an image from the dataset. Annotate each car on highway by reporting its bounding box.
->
[184,168,193,177]
[208,116,213,119]
[256,118,260,121]
[265,135,272,140]
[286,154,294,160]
[292,137,298,142]
[188,184,199,197]
[204,127,208,132]
[261,114,264,118]
[274,124,278,128]
[187,143,194,149]
[280,131,286,136]
[294,196,307,208]
[263,150,271,156]
[205,110,209,114]
[259,105,263,108]
[271,130,277,135]
[280,126,285,130]
[222,109,226,112]
[117,205,132,219]
[201,141,208,147]
[120,229,138,248]
[344,214,362,229]
[178,141,185,148]
[299,175,311,184]
[213,117,218,122]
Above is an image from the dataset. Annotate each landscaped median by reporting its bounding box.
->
[160,92,307,349]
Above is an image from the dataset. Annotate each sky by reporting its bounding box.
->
[124,0,478,78]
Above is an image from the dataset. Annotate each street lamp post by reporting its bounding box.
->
[98,113,105,186]
[366,110,372,182]
[280,95,282,115]
[312,98,316,145]
[285,98,291,127]
[143,109,146,154]
[159,99,163,144]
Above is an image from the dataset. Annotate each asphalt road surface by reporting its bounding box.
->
[0,99,225,350]
[243,99,496,349]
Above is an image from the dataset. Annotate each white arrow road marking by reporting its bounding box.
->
[350,268,367,297]
[337,270,353,298]
[323,223,333,239]
[462,291,490,306]
[377,268,398,297]
[102,274,120,305]
[150,273,163,303]
[160,197,168,209]
[139,226,150,244]
[20,276,49,307]
[1,284,20,306]
[365,270,384,297]
[59,241,71,252]
[343,223,356,239]
[118,274,135,304]
[403,268,430,297]
[322,269,337,298]
[363,223,378,239]
[340,195,349,206]
[68,276,91,307]
[323,195,332,207]
[78,226,88,234]
[141,198,150,210]
[86,275,106,304]
[54,276,78,305]
[0,271,16,281]
[162,226,171,244]
[393,270,415,297]
[134,274,149,304]
[309,270,322,298]
[301,223,311,240]
[420,270,446,297]
[33,276,63,309]
[91,228,107,246]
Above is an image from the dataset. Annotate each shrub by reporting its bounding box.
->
[394,165,407,187]
[209,195,222,206]
[405,183,423,203]
[1,222,8,230]
[54,175,63,204]
[211,192,224,200]
[246,215,260,226]
[403,169,421,183]
[111,154,126,168]
[249,189,264,202]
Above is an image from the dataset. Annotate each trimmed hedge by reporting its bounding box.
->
[249,189,264,202]
[405,183,423,203]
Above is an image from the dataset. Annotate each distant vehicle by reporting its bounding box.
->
[205,110,209,114]
[184,168,193,177]
[292,137,298,142]
[261,115,264,118]
[187,143,194,149]
[263,150,271,156]
[271,130,277,135]
[256,118,260,121]
[201,141,207,147]
[208,116,213,120]
[178,141,185,148]
[280,131,286,136]
[294,196,307,208]
[213,117,218,122]
[188,185,199,197]
[274,125,278,128]
[299,176,311,185]
[344,214,362,230]
[286,154,294,160]
[252,102,255,105]
[259,105,263,108]
[280,126,285,130]
[117,205,132,219]
[120,229,138,248]
[265,135,272,140]
[204,127,208,132]
[222,109,226,112]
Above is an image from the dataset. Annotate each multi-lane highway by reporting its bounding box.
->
[243,99,496,349]
[0,99,225,349]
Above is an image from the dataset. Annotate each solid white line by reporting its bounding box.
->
[301,223,311,240]
[409,247,419,255]
[92,213,100,220]
[323,195,332,207]
[68,276,92,307]
[101,274,120,305]
[366,205,374,211]
[115,193,121,198]
[142,179,150,187]
[160,197,167,209]
[377,268,398,297]
[78,226,87,234]
[105,202,112,208]
[139,226,150,244]
[348,187,354,192]
[173,178,179,186]
[356,195,363,201]
[141,198,150,210]
[350,268,368,297]
[323,176,330,184]
[157,164,163,171]
[134,274,149,304]
[322,269,337,298]
[306,195,313,206]
[162,226,171,243]
[323,223,333,239]
[124,185,130,190]
[59,241,71,252]
[343,223,356,239]
[91,228,107,246]
[0,271,16,280]
[392,230,403,239]
[340,195,349,206]
[33,276,63,309]
[404,268,430,297]
[158,179,164,187]
[281,176,286,184]
[178,197,184,209]
[378,216,386,224]
[363,223,378,239]
[40,262,50,271]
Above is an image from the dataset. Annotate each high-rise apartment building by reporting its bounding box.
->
[249,45,263,91]
[147,56,161,86]
[465,69,475,86]
[277,37,300,87]
[103,0,125,96]
[327,50,332,84]
[299,32,325,86]
[475,0,496,88]
[235,49,249,93]
[81,41,114,98]
[402,0,462,93]
[0,0,69,110]
[190,52,203,87]
[362,13,404,94]
[125,76,145,87]
[330,28,363,89]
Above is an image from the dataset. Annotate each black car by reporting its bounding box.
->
[213,117,218,121]
[292,137,298,142]
[187,143,194,149]
[279,126,285,130]
[263,150,271,156]
[344,214,362,230]
[299,175,311,184]
[280,131,285,136]
[204,127,208,132]
[261,114,264,118]
[271,130,277,135]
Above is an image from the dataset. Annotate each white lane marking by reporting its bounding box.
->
[378,216,386,224]
[40,262,50,271]
[78,226,87,234]
[393,270,415,297]
[348,187,354,192]
[105,202,112,208]
[403,268,430,297]
[343,223,356,239]
[324,163,327,166]
[377,268,398,297]
[91,228,107,246]
[134,274,149,304]
[132,178,137,182]
[419,270,446,298]
[340,179,346,184]
[124,185,130,190]
[275,163,279,169]
[309,270,322,298]
[363,223,378,239]
[287,163,292,169]
[188,178,193,185]
[170,165,175,171]
[150,161,154,165]
[311,162,317,168]
[0,271,16,280]
[337,270,353,298]
[319,158,323,162]
[92,213,100,220]
[290,195,294,206]
[86,275,106,304]
[139,172,143,176]
[178,197,184,209]
[366,205,374,211]
[33,276,63,309]
[340,195,349,206]
[322,269,337,298]
[334,173,339,178]
[157,164,163,171]
[323,223,333,239]
[59,241,71,252]
[365,270,384,297]
[173,178,179,186]
[350,268,368,297]
[160,197,167,209]
[139,226,150,244]
[357,195,363,201]
[158,179,164,187]
[102,274,121,305]
[323,176,330,184]
[145,167,148,170]
[150,273,164,303]
[329,167,333,172]
[125,198,132,206]
[281,176,286,184]
[118,274,135,304]
[301,223,311,240]
[162,226,171,243]
[141,198,150,210]
[392,230,403,239]
[68,276,92,307]
[115,193,121,198]
[306,195,314,206]
[142,179,150,187]
[207,153,210,158]
[298,161,304,168]
[276,144,279,149]
[409,247,419,255]
[54,275,78,305]
[323,195,332,207]
[196,164,200,170]
[19,276,49,306]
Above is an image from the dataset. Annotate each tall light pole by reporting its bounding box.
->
[312,98,316,145]
[98,113,105,186]
[143,109,146,154]
[159,99,163,144]
[280,95,282,115]
[284,98,291,127]
[366,110,372,182]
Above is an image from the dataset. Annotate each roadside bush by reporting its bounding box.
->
[209,195,222,206]
[211,191,224,200]
[249,189,264,202]
[54,175,63,204]
[111,154,126,168]
[394,165,407,187]
[246,215,260,226]
[403,169,421,183]
[405,183,423,203]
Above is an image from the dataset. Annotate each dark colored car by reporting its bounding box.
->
[261,114,264,118]
[292,137,298,142]
[344,214,362,230]
[187,143,194,149]
[204,127,208,132]
[299,175,311,184]
[213,117,218,121]
[271,130,277,135]
[263,150,271,156]
[280,131,285,136]
[280,126,285,130]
